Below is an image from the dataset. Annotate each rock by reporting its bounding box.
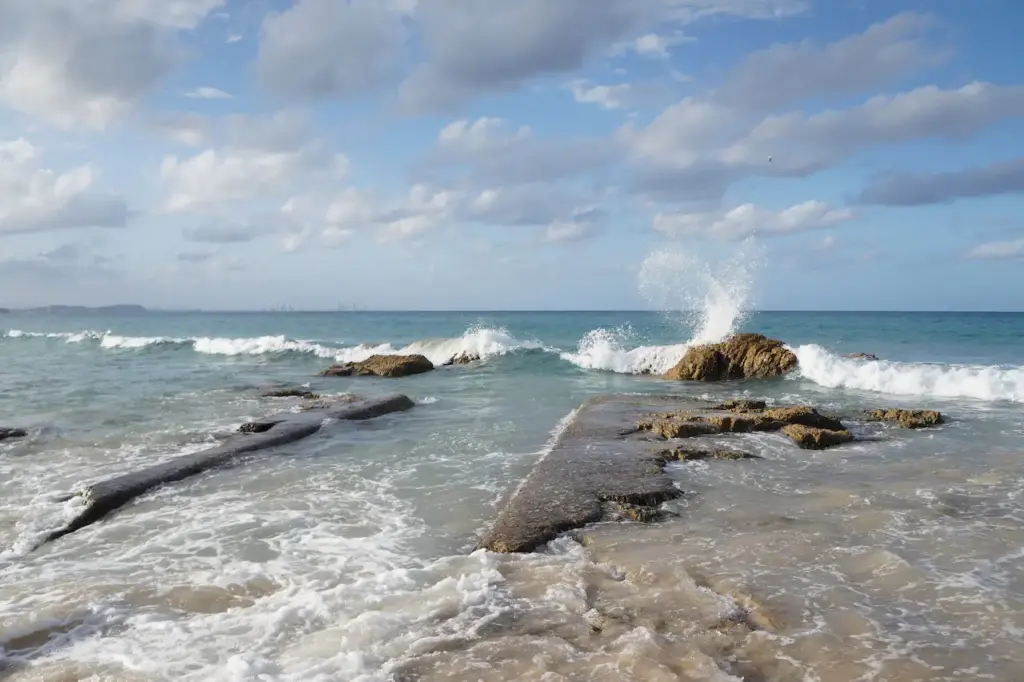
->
[713,399,767,412]
[636,415,718,439]
[761,406,846,431]
[0,427,27,441]
[865,408,943,429]
[442,352,481,366]
[262,388,320,399]
[637,401,849,442]
[320,354,434,378]
[605,501,663,522]
[844,352,878,361]
[663,333,798,381]
[781,424,853,449]
[657,447,760,461]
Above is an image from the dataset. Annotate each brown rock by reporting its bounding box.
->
[320,354,434,378]
[844,352,878,361]
[865,408,943,429]
[442,352,481,366]
[657,447,760,461]
[713,399,767,412]
[699,414,783,432]
[636,416,718,440]
[781,424,853,449]
[663,333,798,381]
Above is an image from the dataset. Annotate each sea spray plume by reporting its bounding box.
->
[638,237,764,345]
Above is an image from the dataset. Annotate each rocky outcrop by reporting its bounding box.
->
[865,408,943,429]
[443,352,481,366]
[782,424,853,449]
[637,401,851,449]
[0,427,27,442]
[844,352,878,361]
[262,388,319,399]
[321,354,434,378]
[663,334,798,381]
[41,394,416,549]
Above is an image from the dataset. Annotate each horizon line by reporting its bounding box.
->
[5,306,1024,314]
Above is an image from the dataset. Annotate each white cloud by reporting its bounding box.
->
[653,200,853,240]
[566,80,632,110]
[717,12,947,111]
[323,184,458,242]
[619,32,695,59]
[0,139,128,235]
[856,156,1024,206]
[158,111,348,212]
[399,0,806,111]
[184,86,232,100]
[543,219,593,243]
[0,0,224,129]
[966,238,1024,260]
[256,0,405,99]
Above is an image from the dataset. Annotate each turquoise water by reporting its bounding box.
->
[1,310,1023,681]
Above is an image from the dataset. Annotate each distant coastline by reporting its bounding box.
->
[0,305,148,314]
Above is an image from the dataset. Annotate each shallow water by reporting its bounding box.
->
[1,310,1023,681]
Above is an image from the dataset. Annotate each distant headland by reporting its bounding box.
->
[0,305,148,314]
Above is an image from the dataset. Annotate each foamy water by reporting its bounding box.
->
[3,302,1024,679]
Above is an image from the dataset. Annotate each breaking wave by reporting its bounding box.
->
[562,240,763,374]
[1,327,547,367]
[795,344,1024,403]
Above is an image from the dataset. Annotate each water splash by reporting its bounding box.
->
[638,237,764,345]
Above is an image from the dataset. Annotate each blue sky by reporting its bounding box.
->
[0,0,1022,311]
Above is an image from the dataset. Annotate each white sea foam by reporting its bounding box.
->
[1,326,545,366]
[795,344,1024,403]
[563,239,763,374]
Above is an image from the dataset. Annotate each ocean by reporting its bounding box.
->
[1,308,1023,681]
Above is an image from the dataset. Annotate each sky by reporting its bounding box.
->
[1,0,1023,311]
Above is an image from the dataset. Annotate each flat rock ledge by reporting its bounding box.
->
[321,354,434,378]
[479,395,786,554]
[39,393,415,549]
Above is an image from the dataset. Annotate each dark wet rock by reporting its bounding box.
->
[844,352,878,361]
[761,406,846,431]
[657,447,760,461]
[442,352,481,366]
[320,354,434,378]
[865,408,943,429]
[781,424,853,449]
[712,399,767,412]
[261,388,319,399]
[297,394,364,411]
[480,395,693,553]
[663,333,798,381]
[1,427,27,441]
[39,394,416,549]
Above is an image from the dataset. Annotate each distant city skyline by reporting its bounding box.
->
[1,0,1022,311]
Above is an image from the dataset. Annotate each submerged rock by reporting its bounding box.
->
[712,399,767,412]
[663,333,798,381]
[865,408,943,429]
[321,354,434,378]
[0,427,27,441]
[262,388,320,399]
[442,352,481,366]
[656,447,760,461]
[782,424,853,449]
[844,352,878,361]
